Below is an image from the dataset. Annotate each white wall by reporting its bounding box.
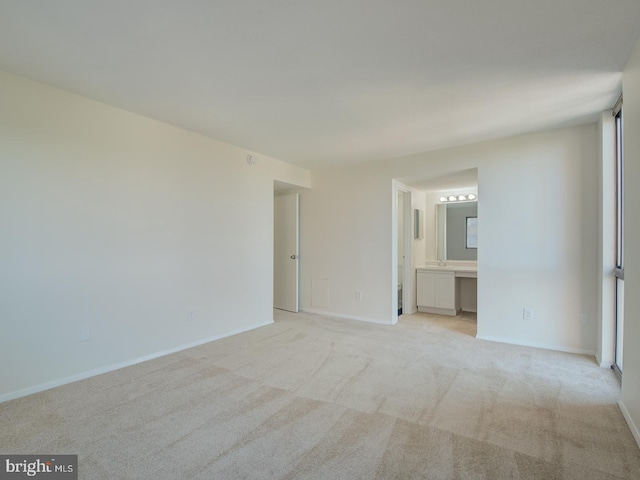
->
[475,127,597,353]
[0,71,310,400]
[621,36,640,447]
[301,167,391,323]
[300,169,428,324]
[300,125,598,354]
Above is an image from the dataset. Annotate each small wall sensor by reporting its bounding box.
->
[246,154,257,165]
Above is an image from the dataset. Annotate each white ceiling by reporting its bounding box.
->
[1,1,639,169]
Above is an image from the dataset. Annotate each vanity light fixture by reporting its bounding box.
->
[439,193,477,203]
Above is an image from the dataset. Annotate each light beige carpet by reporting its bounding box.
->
[1,310,639,479]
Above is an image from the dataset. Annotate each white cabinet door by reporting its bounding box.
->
[417,272,436,307]
[434,274,455,309]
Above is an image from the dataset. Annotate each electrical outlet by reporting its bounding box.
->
[80,326,91,342]
[523,308,533,321]
[355,291,363,301]
[188,311,195,322]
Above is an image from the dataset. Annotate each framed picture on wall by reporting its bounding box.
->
[466,216,478,249]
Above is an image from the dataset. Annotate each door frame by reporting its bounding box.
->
[273,192,299,313]
[392,181,414,323]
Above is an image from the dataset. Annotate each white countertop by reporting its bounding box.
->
[417,265,477,271]
[417,264,477,276]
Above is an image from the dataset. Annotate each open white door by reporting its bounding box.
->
[274,193,299,312]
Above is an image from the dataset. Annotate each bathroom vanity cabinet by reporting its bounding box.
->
[416,270,457,315]
[416,265,477,316]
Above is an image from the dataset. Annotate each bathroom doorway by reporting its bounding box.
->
[397,189,412,316]
[396,168,479,324]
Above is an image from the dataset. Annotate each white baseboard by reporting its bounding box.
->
[618,400,640,449]
[595,352,616,369]
[476,334,596,356]
[301,308,393,326]
[418,305,458,316]
[0,319,273,404]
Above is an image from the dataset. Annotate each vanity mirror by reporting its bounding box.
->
[436,201,477,261]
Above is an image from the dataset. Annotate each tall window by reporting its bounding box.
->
[614,97,624,376]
